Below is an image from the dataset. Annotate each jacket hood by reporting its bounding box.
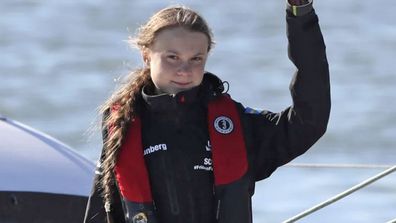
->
[201,71,226,97]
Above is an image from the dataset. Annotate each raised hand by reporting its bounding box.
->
[288,0,310,6]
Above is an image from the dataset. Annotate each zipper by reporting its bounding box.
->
[216,199,221,220]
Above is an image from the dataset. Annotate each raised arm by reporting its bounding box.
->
[243,0,330,181]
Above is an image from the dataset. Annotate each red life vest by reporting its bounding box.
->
[114,95,248,203]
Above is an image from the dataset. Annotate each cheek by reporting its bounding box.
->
[151,59,176,74]
[195,64,205,73]
[198,71,205,82]
[192,66,205,84]
[193,63,206,75]
[149,59,177,87]
[162,60,178,72]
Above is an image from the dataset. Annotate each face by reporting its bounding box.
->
[143,27,209,94]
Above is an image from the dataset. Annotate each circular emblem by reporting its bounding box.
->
[132,212,147,223]
[214,116,234,134]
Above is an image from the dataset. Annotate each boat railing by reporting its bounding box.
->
[282,163,396,223]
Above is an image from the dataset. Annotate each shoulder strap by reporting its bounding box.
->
[114,117,153,202]
[208,94,248,185]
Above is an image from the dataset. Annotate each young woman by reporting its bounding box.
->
[84,1,330,223]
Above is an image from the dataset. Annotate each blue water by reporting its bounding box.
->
[1,1,395,222]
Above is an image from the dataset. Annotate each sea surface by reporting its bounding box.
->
[1,0,395,222]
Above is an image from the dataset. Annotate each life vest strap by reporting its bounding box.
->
[208,95,248,185]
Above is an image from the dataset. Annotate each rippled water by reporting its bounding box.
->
[1,1,395,222]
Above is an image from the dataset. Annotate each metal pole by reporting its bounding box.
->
[286,163,393,169]
[283,165,396,223]
[386,218,396,223]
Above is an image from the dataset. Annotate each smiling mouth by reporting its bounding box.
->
[172,81,191,86]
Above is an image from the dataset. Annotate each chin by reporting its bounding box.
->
[161,83,197,94]
[172,88,187,94]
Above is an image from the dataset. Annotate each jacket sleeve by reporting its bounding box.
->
[83,159,107,223]
[287,0,313,17]
[83,112,126,223]
[243,8,330,181]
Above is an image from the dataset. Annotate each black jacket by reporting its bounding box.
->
[84,9,330,223]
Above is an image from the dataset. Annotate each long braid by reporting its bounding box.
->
[99,68,151,217]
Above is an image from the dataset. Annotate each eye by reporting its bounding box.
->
[167,55,179,60]
[191,57,203,63]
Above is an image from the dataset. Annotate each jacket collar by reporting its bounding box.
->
[142,85,200,112]
[141,72,224,112]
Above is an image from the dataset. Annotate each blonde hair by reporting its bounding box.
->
[98,5,214,214]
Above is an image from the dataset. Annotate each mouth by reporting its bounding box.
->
[171,81,192,87]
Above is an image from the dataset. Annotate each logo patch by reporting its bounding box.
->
[132,212,147,223]
[143,144,167,156]
[214,116,234,134]
[193,157,213,171]
[205,140,211,151]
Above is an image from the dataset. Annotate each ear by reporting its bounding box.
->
[141,48,151,67]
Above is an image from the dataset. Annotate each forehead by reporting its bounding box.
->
[150,27,209,53]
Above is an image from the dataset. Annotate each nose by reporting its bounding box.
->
[176,62,192,76]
